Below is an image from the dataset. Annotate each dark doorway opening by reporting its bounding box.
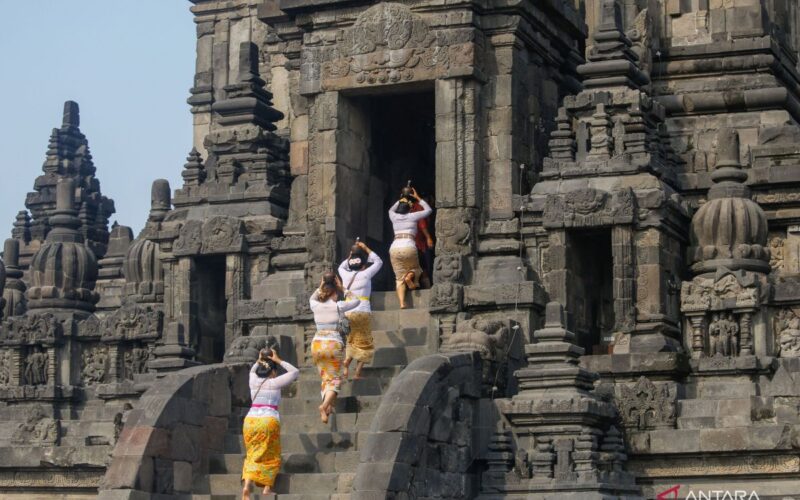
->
[193,255,227,364]
[339,89,436,291]
[365,91,436,291]
[567,229,615,354]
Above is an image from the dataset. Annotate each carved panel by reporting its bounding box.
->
[432,254,462,283]
[303,3,479,92]
[429,282,463,312]
[123,345,151,380]
[22,347,48,385]
[173,220,203,255]
[616,376,676,430]
[202,216,245,254]
[1,313,61,345]
[82,345,109,385]
[11,406,59,445]
[436,209,473,255]
[775,308,800,358]
[543,188,635,228]
[101,302,163,341]
[0,350,11,387]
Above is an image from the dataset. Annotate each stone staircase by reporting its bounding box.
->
[192,289,433,499]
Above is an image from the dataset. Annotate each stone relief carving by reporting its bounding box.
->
[202,216,244,254]
[543,188,635,228]
[708,312,740,357]
[307,3,475,89]
[0,350,11,387]
[82,346,109,385]
[101,302,162,341]
[224,335,278,364]
[2,313,61,345]
[680,269,760,314]
[173,220,203,255]
[432,254,462,283]
[776,308,800,358]
[23,347,48,386]
[11,405,59,445]
[441,317,510,395]
[616,376,676,430]
[123,346,150,380]
[436,209,472,255]
[769,236,784,271]
[429,282,463,312]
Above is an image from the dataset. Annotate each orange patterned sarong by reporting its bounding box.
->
[241,416,281,488]
[311,329,344,399]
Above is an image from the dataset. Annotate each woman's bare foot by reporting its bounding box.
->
[343,358,351,379]
[403,271,417,291]
[242,487,250,500]
[319,404,329,424]
[262,486,272,495]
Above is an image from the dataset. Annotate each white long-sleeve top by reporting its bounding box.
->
[338,252,383,313]
[246,360,299,419]
[389,198,432,249]
[309,289,361,328]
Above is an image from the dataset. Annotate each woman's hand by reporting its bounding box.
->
[411,187,419,198]
[426,236,434,248]
[268,348,282,364]
[356,241,370,253]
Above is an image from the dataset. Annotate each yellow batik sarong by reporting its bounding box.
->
[311,329,344,399]
[345,311,374,364]
[390,245,422,288]
[241,416,281,488]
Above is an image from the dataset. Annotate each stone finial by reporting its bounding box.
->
[598,0,622,31]
[181,148,206,187]
[544,301,566,329]
[12,210,31,243]
[4,238,19,269]
[62,101,79,128]
[2,238,25,318]
[688,128,769,274]
[710,128,747,185]
[149,179,172,222]
[47,179,81,239]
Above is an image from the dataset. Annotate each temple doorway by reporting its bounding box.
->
[567,229,615,354]
[193,255,227,363]
[336,90,436,292]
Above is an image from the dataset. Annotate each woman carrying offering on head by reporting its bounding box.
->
[388,184,432,309]
[338,240,383,380]
[309,272,360,423]
[241,348,299,499]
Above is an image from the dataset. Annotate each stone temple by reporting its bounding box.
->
[2,0,800,498]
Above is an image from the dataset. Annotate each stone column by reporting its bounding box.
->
[544,230,568,307]
[435,78,481,210]
[225,253,246,351]
[151,257,197,371]
[612,226,635,333]
[687,314,706,358]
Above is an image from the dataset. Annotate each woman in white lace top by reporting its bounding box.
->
[388,185,432,308]
[241,348,299,499]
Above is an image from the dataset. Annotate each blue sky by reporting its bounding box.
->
[0,1,195,237]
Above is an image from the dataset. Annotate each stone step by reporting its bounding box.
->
[370,309,431,331]
[370,289,431,310]
[275,472,346,494]
[371,327,429,347]
[281,410,376,434]
[210,450,361,476]
[372,345,429,367]
[281,395,383,416]
[224,431,361,455]
[296,376,387,398]
[695,381,753,399]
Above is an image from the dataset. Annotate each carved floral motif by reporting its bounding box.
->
[617,376,676,430]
